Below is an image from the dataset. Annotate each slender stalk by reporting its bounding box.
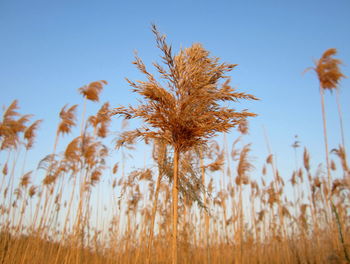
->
[172,148,179,264]
[62,170,78,234]
[16,186,28,232]
[37,131,60,232]
[0,151,11,195]
[336,89,346,156]
[147,166,163,264]
[80,99,87,136]
[6,149,21,225]
[239,182,243,263]
[331,202,350,263]
[319,88,331,188]
[263,127,286,238]
[200,149,210,264]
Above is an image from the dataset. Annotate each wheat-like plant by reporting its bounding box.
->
[113,24,258,264]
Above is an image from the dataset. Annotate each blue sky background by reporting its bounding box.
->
[1,0,350,185]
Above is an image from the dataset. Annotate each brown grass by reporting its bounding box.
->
[0,32,349,264]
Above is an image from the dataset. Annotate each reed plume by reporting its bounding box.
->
[113,24,258,264]
[309,48,345,187]
[314,48,344,91]
[58,104,78,136]
[24,120,42,150]
[88,102,111,138]
[78,80,108,102]
[0,100,31,150]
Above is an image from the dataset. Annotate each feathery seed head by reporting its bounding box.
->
[20,171,32,188]
[113,25,258,153]
[58,104,78,136]
[2,163,8,176]
[79,80,107,102]
[28,185,37,198]
[24,120,42,150]
[314,48,345,91]
[303,147,310,172]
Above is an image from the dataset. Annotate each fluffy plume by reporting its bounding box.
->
[112,163,119,174]
[266,154,273,164]
[28,185,37,198]
[0,100,32,150]
[20,171,32,188]
[303,147,310,172]
[58,104,78,136]
[79,80,107,102]
[236,144,254,185]
[314,48,345,91]
[206,151,224,172]
[90,169,102,186]
[88,102,111,138]
[331,145,349,172]
[2,163,8,176]
[238,119,249,135]
[2,100,20,122]
[24,120,42,150]
[113,24,258,152]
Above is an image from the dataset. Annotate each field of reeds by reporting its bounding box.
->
[0,27,349,264]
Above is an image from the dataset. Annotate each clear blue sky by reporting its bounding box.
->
[1,0,350,182]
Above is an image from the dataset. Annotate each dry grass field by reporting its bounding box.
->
[0,27,349,263]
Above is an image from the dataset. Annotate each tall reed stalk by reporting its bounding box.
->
[113,24,257,263]
[309,48,344,188]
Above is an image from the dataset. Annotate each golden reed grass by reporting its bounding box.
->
[0,28,349,264]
